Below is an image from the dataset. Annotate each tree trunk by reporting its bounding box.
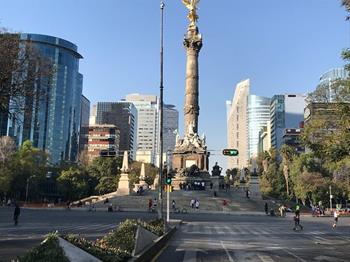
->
[283,164,289,196]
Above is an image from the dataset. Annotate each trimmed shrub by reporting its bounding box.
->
[63,235,130,262]
[97,219,164,254]
[19,233,69,262]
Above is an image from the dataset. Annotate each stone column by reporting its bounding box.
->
[117,151,132,196]
[183,27,202,135]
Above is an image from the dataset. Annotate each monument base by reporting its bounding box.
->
[171,174,225,191]
[172,148,209,171]
[117,174,132,196]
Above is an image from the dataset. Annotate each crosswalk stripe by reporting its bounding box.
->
[205,226,212,234]
[224,226,234,235]
[215,225,225,234]
[257,254,275,262]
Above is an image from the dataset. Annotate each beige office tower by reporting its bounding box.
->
[226,79,250,170]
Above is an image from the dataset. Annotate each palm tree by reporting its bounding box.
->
[280,144,296,196]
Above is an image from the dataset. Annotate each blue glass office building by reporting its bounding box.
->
[270,94,306,150]
[7,34,83,163]
[247,95,271,158]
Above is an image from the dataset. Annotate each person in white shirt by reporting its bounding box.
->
[332,209,339,228]
[195,199,200,209]
[190,199,195,208]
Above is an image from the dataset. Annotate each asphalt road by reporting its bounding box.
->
[157,214,350,262]
[0,207,160,261]
[1,207,350,262]
[0,206,233,261]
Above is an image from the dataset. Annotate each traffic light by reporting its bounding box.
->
[222,149,239,156]
[165,177,172,185]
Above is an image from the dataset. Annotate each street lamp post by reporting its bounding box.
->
[46,171,52,201]
[157,0,165,220]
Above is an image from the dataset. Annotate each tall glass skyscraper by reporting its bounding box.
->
[247,95,271,158]
[91,101,137,160]
[270,94,306,150]
[6,34,83,163]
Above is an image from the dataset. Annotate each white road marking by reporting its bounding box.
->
[257,254,275,262]
[221,241,235,262]
[215,226,225,234]
[284,249,308,262]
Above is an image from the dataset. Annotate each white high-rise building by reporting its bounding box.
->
[125,94,179,167]
[226,79,250,169]
[125,94,158,164]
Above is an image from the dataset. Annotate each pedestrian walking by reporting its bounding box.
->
[148,198,152,212]
[246,189,250,198]
[293,214,303,231]
[190,199,195,209]
[332,209,339,228]
[295,203,300,216]
[195,199,200,210]
[172,200,176,210]
[13,203,20,226]
[264,202,268,215]
[279,204,286,217]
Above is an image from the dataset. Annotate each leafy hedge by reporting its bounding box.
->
[19,233,69,262]
[63,235,130,262]
[97,219,164,254]
[18,219,164,262]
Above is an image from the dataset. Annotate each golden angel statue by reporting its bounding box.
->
[182,0,200,27]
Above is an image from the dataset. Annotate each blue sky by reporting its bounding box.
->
[1,0,349,169]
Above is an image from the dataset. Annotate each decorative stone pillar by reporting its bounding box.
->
[183,27,202,135]
[117,151,132,196]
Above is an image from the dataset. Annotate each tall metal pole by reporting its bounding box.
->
[158,0,165,220]
[25,178,30,204]
[329,185,332,212]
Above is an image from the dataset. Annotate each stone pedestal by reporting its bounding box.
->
[211,176,221,192]
[152,174,159,190]
[172,148,209,171]
[117,173,132,196]
[134,162,149,192]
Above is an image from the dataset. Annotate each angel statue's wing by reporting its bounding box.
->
[182,0,191,9]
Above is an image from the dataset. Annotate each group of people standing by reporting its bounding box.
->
[190,199,200,209]
[265,201,341,230]
[179,182,205,191]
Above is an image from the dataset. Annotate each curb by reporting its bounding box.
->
[130,226,177,262]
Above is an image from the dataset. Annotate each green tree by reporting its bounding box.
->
[87,157,122,195]
[280,144,297,196]
[57,167,93,201]
[259,148,286,198]
[226,168,239,185]
[129,161,158,186]
[9,140,48,200]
